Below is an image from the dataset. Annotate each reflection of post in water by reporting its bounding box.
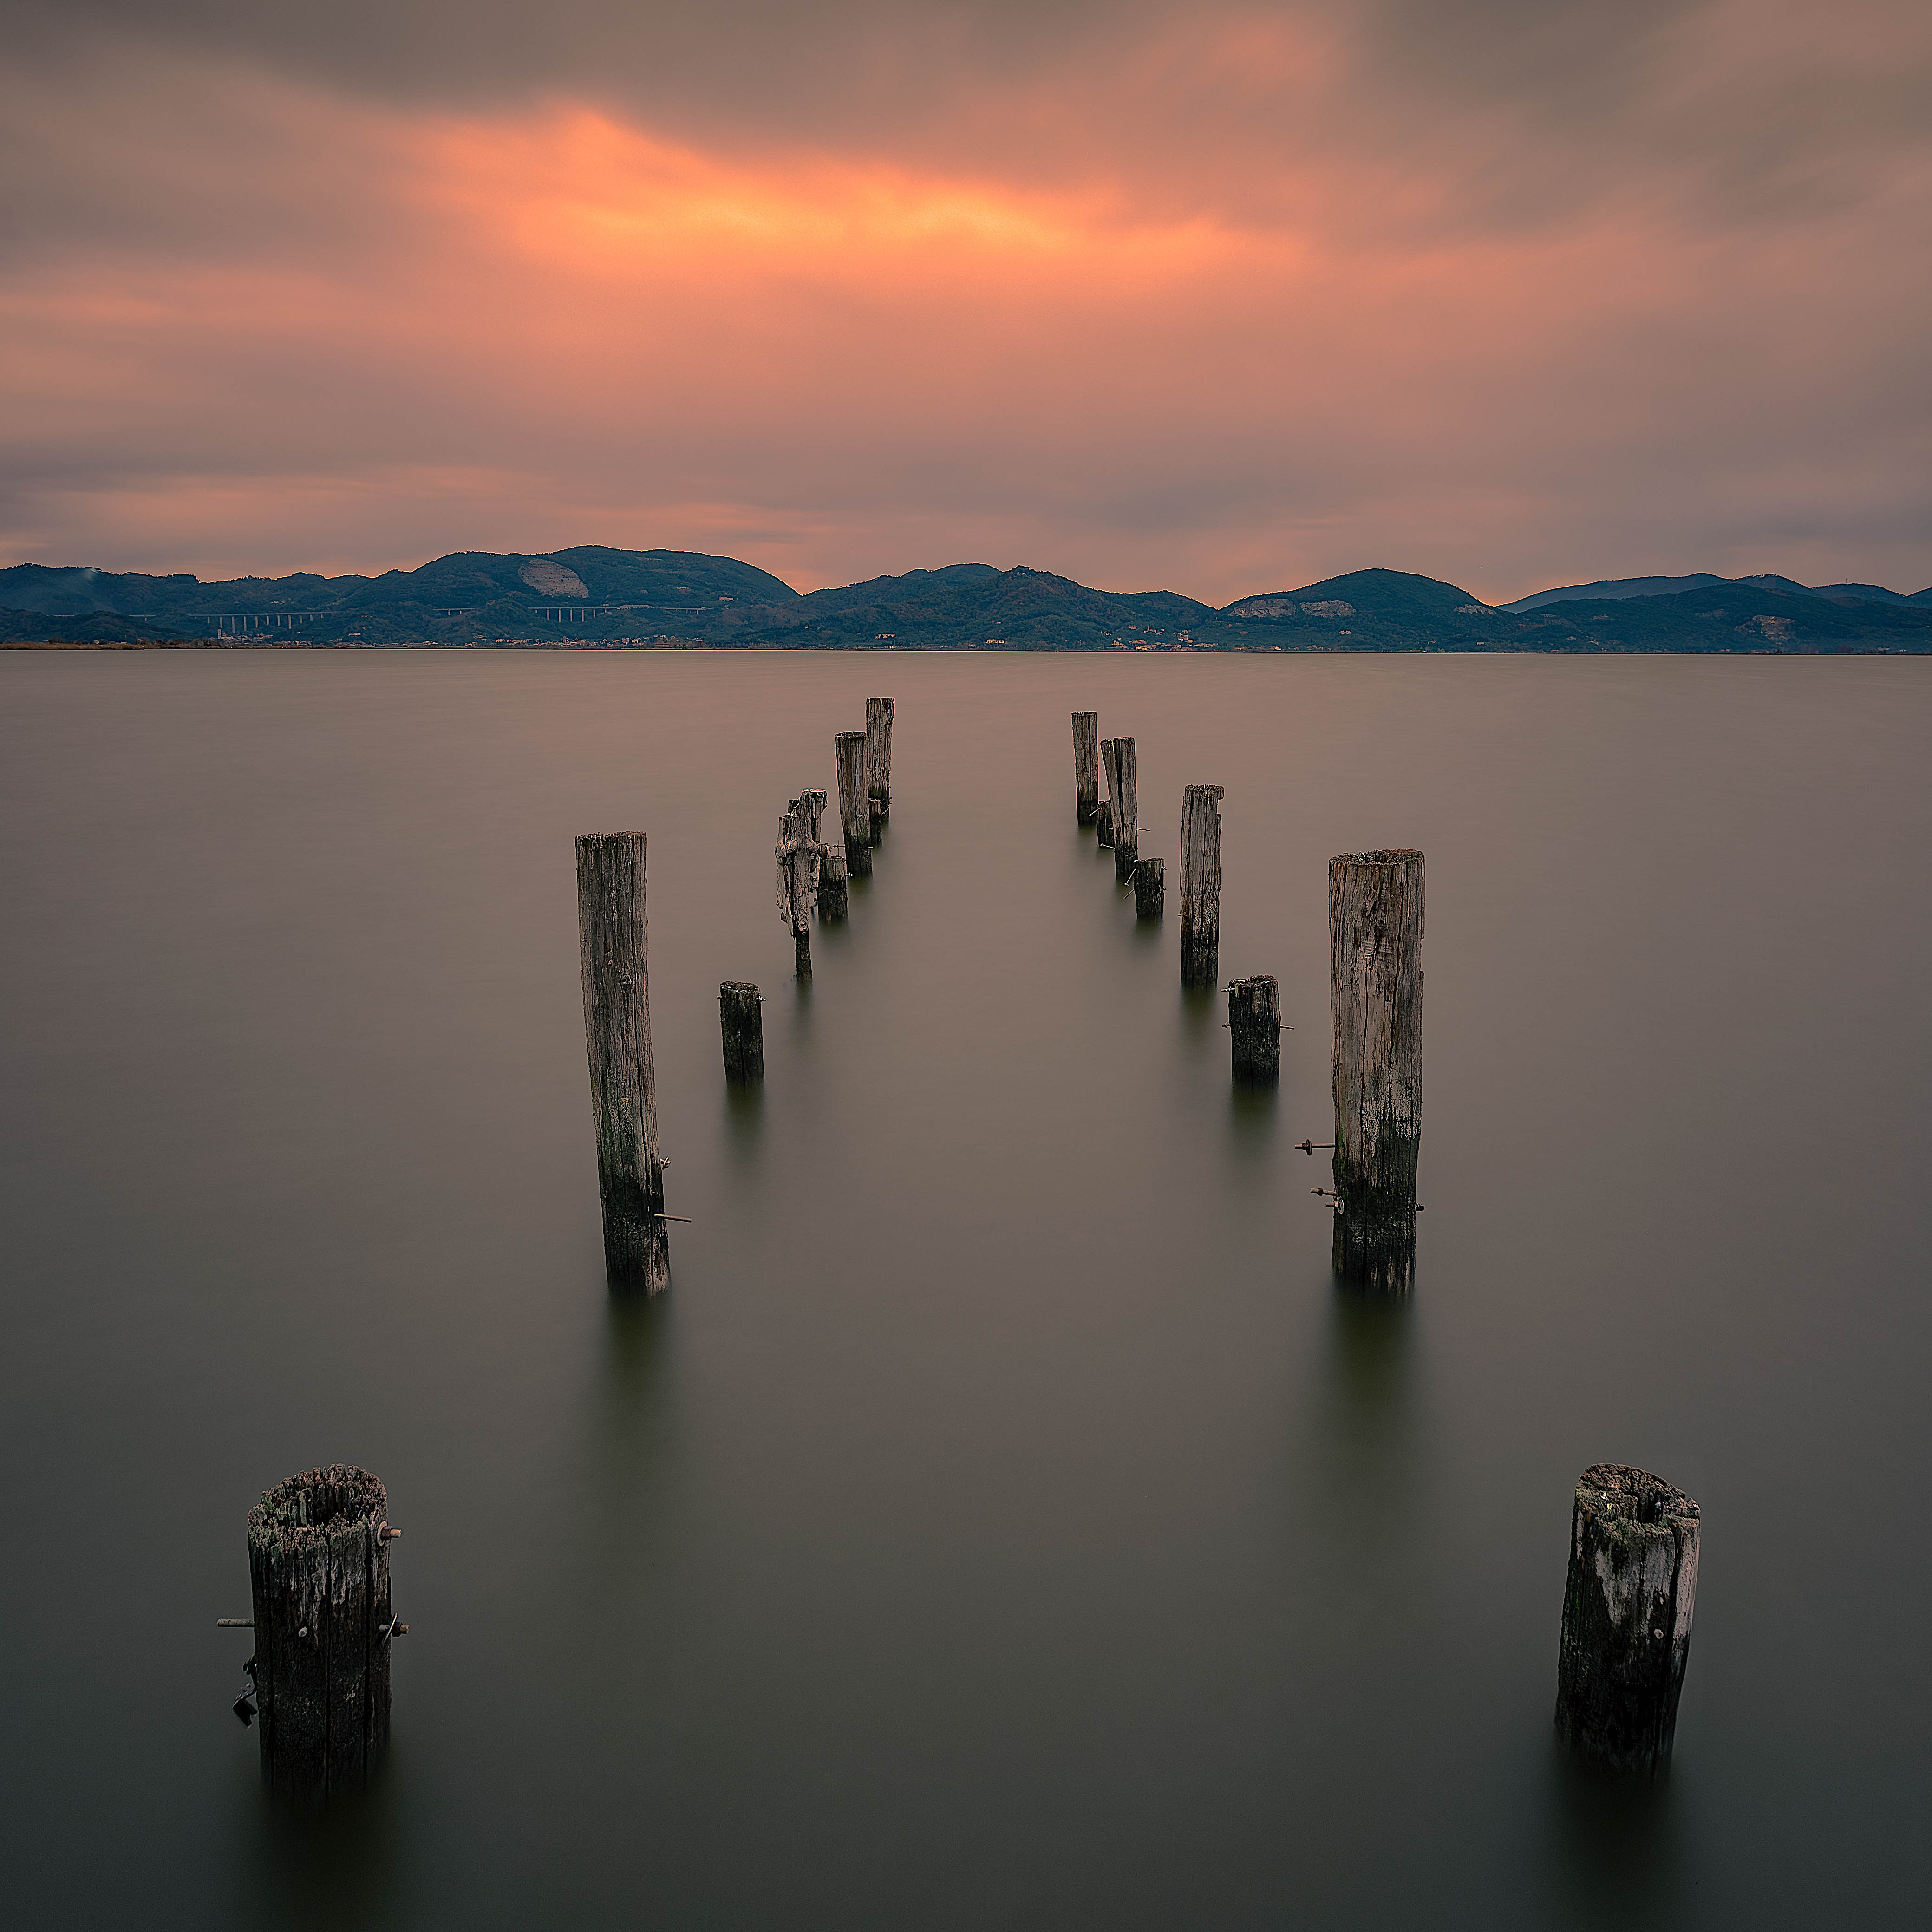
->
[574,1293,683,1599]
[1329,849,1423,1293]
[1311,1292,1420,1559]
[1549,1737,1684,1919]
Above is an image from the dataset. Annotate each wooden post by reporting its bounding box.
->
[1228,974,1280,1082]
[776,799,818,979]
[1072,712,1099,825]
[835,731,873,876]
[720,981,763,1083]
[1097,739,1116,847]
[246,1465,396,1799]
[1180,785,1224,988]
[1133,857,1163,919]
[1111,737,1138,883]
[866,697,894,830]
[576,832,669,1292]
[799,790,847,918]
[1329,848,1423,1292]
[1555,1465,1701,1774]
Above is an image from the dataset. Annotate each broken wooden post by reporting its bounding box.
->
[1097,739,1116,847]
[1555,1465,1701,1775]
[797,789,846,919]
[835,731,873,876]
[1111,737,1138,883]
[866,697,894,830]
[1228,974,1280,1083]
[246,1465,398,1799]
[1133,857,1163,919]
[1329,848,1423,1292]
[1073,712,1099,825]
[776,798,818,979]
[1179,785,1224,988]
[576,832,669,1291]
[720,981,763,1083]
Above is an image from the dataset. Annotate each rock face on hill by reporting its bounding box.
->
[3,549,1927,651]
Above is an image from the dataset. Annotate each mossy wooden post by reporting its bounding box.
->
[1097,739,1116,848]
[720,981,763,1083]
[835,731,873,876]
[776,798,817,979]
[1330,848,1422,1292]
[1111,737,1139,883]
[1133,857,1163,919]
[246,1465,397,1800]
[1180,784,1224,988]
[1555,1465,1701,1775]
[576,832,669,1292]
[1073,712,1099,825]
[1229,974,1280,1082]
[866,697,894,830]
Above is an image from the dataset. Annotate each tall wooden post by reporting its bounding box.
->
[866,698,894,830]
[576,832,669,1292]
[1228,975,1280,1082]
[1329,848,1422,1292]
[1133,857,1163,919]
[1555,1465,1701,1775]
[776,798,818,979]
[1098,739,1116,847]
[1072,712,1099,825]
[1180,785,1223,988]
[720,981,763,1083]
[1111,737,1138,883]
[246,1465,397,1800]
[835,732,873,876]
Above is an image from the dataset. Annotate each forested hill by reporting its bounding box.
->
[4,549,1929,652]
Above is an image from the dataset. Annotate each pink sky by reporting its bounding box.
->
[3,0,1929,602]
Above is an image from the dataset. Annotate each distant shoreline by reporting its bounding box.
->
[4,638,1918,657]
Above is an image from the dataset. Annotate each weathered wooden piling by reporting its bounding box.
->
[1098,739,1116,847]
[798,789,847,918]
[817,845,849,919]
[245,1465,398,1799]
[776,798,819,979]
[1179,785,1224,988]
[1073,712,1100,825]
[1555,1465,1701,1775]
[1229,975,1281,1083]
[866,698,894,830]
[835,731,873,876]
[720,981,764,1082]
[1329,848,1423,1292]
[1110,738,1138,882]
[1133,856,1163,919]
[576,832,670,1292]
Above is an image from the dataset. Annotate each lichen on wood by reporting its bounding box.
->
[246,1464,393,1801]
[1555,1464,1701,1774]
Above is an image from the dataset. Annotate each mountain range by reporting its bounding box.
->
[4,548,1930,652]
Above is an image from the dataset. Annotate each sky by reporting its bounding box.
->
[2,0,1928,603]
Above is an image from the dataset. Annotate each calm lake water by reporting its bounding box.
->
[1,650,1927,1929]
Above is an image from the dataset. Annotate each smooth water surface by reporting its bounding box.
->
[1,650,1927,1928]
